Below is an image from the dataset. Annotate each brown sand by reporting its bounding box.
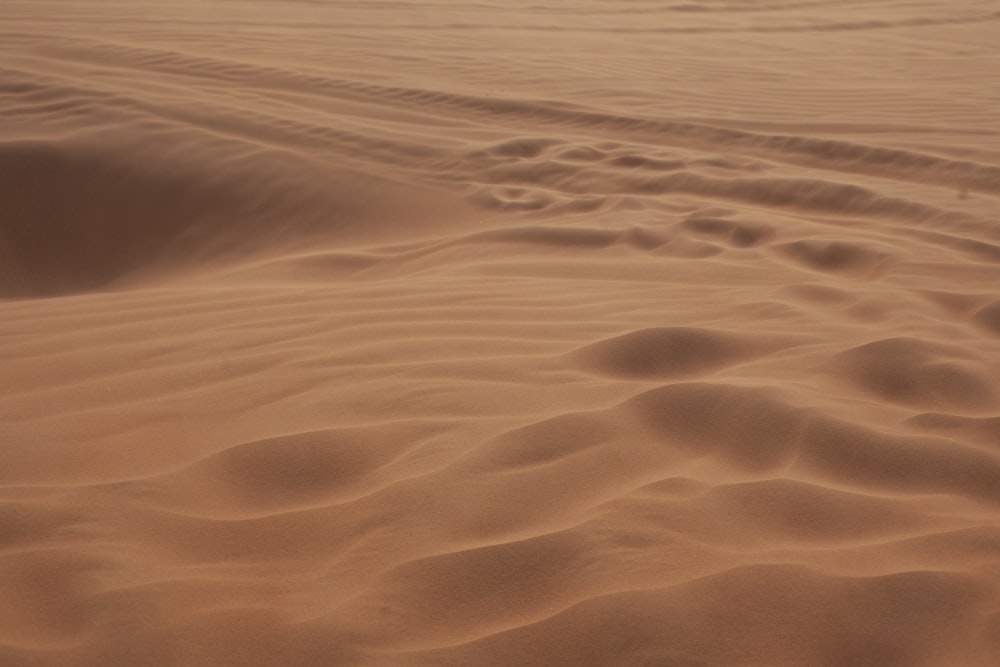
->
[2,1,1000,665]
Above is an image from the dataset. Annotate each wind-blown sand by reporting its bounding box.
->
[2,1,1000,665]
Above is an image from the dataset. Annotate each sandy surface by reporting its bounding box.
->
[3,1,1000,665]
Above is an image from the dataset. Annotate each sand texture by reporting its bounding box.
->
[3,1,1000,665]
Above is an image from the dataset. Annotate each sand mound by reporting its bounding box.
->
[0,138,250,296]
[2,0,1000,665]
[0,136,475,297]
[830,337,997,410]
[974,301,1000,335]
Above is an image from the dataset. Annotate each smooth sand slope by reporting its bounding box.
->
[2,1,1000,665]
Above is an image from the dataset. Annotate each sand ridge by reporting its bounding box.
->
[2,1,1000,665]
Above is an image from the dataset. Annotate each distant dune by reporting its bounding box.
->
[2,1,999,665]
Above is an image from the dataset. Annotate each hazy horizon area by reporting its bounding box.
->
[2,1,1000,665]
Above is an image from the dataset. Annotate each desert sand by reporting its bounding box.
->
[2,0,1000,665]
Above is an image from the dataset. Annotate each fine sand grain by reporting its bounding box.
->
[2,1,1000,665]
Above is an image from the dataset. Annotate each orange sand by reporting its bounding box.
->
[2,1,1000,665]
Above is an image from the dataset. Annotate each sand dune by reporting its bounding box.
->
[2,0,1000,665]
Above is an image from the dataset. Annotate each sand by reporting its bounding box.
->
[2,0,1000,665]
